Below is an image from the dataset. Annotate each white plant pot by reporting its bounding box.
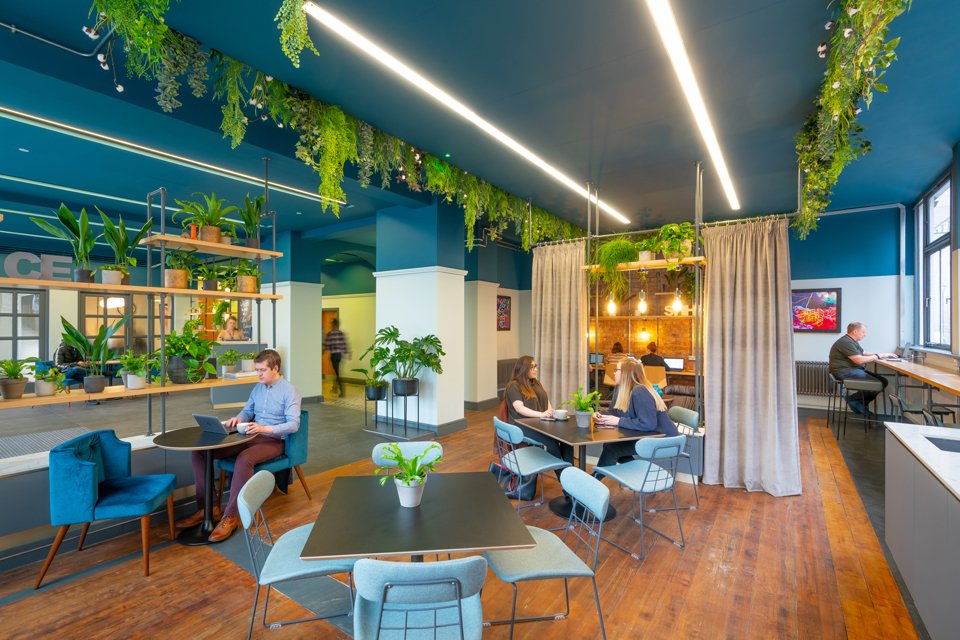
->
[394,476,427,508]
[637,250,655,262]
[575,410,592,429]
[241,359,255,372]
[35,380,58,397]
[125,373,147,390]
[220,364,236,377]
[100,270,124,285]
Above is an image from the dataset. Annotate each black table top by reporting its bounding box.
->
[153,427,255,451]
[516,417,665,446]
[300,472,536,560]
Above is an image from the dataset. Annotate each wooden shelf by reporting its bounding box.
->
[140,234,283,260]
[585,256,706,273]
[593,315,693,320]
[0,277,281,301]
[0,377,257,411]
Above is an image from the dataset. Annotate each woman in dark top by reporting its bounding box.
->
[592,358,679,468]
[503,355,573,474]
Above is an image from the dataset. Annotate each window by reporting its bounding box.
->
[920,176,951,348]
[79,293,172,354]
[0,289,47,361]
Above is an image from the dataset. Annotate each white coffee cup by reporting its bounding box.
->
[554,409,568,420]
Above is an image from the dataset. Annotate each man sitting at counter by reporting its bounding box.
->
[829,321,897,416]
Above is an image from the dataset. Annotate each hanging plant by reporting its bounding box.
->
[211,51,250,148]
[793,0,911,238]
[155,31,207,112]
[275,0,320,68]
[89,0,172,80]
[592,236,639,302]
[356,122,375,188]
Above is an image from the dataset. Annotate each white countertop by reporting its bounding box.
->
[885,422,960,501]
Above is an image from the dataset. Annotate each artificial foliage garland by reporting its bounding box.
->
[793,0,911,238]
[275,0,320,68]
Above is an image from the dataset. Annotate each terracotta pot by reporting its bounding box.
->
[164,269,188,289]
[100,269,123,285]
[236,275,258,293]
[35,380,58,397]
[200,226,221,243]
[394,476,426,508]
[83,375,106,394]
[663,239,693,262]
[220,236,232,245]
[0,379,28,400]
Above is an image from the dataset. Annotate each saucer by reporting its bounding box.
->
[553,416,570,421]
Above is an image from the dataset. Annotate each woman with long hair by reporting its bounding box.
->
[503,355,573,472]
[592,358,679,468]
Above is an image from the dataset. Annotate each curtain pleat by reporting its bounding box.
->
[532,242,587,407]
[702,219,801,496]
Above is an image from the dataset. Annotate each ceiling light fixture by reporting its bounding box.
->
[644,0,740,210]
[302,2,629,224]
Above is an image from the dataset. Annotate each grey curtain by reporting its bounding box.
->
[532,241,587,407]
[702,219,801,496]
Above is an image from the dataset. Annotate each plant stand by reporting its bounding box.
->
[363,393,389,430]
[362,386,427,442]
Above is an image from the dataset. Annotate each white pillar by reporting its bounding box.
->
[257,281,324,399]
[464,280,499,407]
[374,266,466,432]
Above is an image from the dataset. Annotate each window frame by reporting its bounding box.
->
[78,293,172,355]
[918,171,953,350]
[0,288,49,362]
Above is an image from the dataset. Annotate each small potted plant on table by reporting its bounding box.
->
[374,442,443,508]
[30,365,69,397]
[117,351,159,390]
[564,387,600,429]
[0,358,37,400]
[30,204,100,282]
[60,316,129,393]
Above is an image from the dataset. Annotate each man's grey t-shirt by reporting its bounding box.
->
[828,334,863,375]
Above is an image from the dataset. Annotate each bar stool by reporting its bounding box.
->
[838,378,885,438]
[827,373,844,434]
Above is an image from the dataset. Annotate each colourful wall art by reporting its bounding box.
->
[497,295,511,331]
[792,288,841,332]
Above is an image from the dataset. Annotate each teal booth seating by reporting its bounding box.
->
[36,430,176,589]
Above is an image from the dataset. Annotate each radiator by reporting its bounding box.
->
[796,360,832,396]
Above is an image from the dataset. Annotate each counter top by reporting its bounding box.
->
[885,422,960,501]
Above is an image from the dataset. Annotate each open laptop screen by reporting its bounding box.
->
[663,357,684,371]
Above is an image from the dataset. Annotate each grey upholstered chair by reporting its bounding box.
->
[493,417,570,512]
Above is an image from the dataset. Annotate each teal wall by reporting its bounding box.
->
[464,242,533,290]
[322,262,375,295]
[376,200,465,272]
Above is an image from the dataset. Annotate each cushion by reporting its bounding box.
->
[484,526,593,583]
[93,474,176,520]
[72,436,106,484]
[259,524,356,585]
[502,446,569,477]
[594,459,673,493]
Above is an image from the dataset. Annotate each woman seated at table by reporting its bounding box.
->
[217,316,244,341]
[503,355,573,474]
[592,358,679,468]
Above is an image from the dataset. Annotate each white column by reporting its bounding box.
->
[256,281,324,399]
[374,266,466,430]
[464,280,499,405]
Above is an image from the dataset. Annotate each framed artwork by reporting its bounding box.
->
[792,288,841,333]
[497,295,511,331]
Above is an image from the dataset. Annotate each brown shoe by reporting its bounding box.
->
[175,506,221,529]
[208,515,240,542]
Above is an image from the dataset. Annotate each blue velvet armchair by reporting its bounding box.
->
[35,430,176,589]
[216,410,312,507]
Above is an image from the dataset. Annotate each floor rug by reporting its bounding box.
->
[0,427,91,459]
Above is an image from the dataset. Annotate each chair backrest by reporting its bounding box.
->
[493,416,524,445]
[888,393,906,416]
[634,435,686,494]
[371,441,443,467]
[668,406,699,433]
[353,556,487,638]
[284,410,310,467]
[559,467,609,572]
[644,365,668,388]
[48,430,130,526]
[237,470,277,579]
[921,408,944,426]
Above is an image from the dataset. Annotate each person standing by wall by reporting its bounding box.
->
[323,318,350,397]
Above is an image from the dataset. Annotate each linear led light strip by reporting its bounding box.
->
[645,0,740,210]
[302,2,630,224]
[0,105,345,206]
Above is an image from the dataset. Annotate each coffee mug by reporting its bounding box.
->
[554,409,568,420]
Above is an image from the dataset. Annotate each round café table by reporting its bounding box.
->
[154,427,255,545]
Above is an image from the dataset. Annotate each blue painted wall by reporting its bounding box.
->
[376,200,465,272]
[322,262,375,295]
[464,243,533,290]
[270,231,323,284]
[789,207,915,279]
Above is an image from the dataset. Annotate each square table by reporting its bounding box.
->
[300,472,536,561]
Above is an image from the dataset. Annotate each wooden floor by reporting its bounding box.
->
[0,410,917,639]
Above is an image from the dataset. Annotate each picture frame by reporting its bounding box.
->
[496,295,511,331]
[792,288,841,333]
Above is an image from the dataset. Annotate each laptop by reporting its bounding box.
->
[663,357,684,371]
[588,353,604,365]
[193,414,234,435]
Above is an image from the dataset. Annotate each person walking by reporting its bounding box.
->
[324,318,350,397]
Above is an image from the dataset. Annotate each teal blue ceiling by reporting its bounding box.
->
[0,0,958,253]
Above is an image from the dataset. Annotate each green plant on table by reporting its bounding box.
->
[60,316,129,377]
[30,204,101,271]
[98,209,153,277]
[29,364,69,394]
[219,349,241,367]
[173,192,238,234]
[0,358,37,381]
[117,350,159,377]
[163,319,219,383]
[374,442,443,487]
[563,387,600,413]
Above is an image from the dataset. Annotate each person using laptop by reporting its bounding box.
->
[828,322,897,417]
[639,341,670,370]
[176,349,302,542]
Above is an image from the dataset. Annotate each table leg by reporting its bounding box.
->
[177,450,219,545]
[548,444,617,521]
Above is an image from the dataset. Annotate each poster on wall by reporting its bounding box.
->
[792,288,841,332]
[497,295,511,331]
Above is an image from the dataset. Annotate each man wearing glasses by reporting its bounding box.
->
[176,349,302,542]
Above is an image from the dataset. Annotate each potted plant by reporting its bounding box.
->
[0,358,37,400]
[239,194,264,248]
[563,387,600,429]
[374,442,443,508]
[30,204,101,282]
[218,348,241,376]
[593,236,639,303]
[220,225,237,245]
[163,319,218,384]
[239,351,257,372]
[30,365,69,397]
[367,326,444,397]
[196,263,221,291]
[212,300,232,330]
[656,222,698,268]
[165,250,198,289]
[352,343,391,401]
[173,192,238,244]
[98,209,152,285]
[60,316,129,393]
[234,259,260,293]
[117,351,158,390]
[636,233,658,262]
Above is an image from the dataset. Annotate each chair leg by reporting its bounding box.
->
[140,515,151,576]
[247,584,261,640]
[293,466,313,500]
[166,494,175,540]
[217,469,227,510]
[592,576,607,640]
[77,522,90,551]
[34,524,70,589]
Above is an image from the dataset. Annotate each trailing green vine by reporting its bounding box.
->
[211,51,250,149]
[155,31,207,112]
[794,0,911,238]
[275,0,320,68]
[89,0,173,80]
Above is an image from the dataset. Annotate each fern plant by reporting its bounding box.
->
[275,0,320,68]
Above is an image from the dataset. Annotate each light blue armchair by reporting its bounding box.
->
[35,430,176,589]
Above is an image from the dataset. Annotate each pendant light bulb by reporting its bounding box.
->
[637,290,648,315]
[606,295,617,316]
[671,288,683,312]
[639,327,650,342]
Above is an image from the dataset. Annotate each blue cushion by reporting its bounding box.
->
[501,446,570,477]
[259,524,356,586]
[484,526,593,583]
[93,474,176,520]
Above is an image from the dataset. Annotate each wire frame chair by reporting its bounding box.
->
[493,417,570,512]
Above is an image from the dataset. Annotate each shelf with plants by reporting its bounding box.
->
[585,256,706,273]
[139,235,282,260]
[0,277,281,300]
